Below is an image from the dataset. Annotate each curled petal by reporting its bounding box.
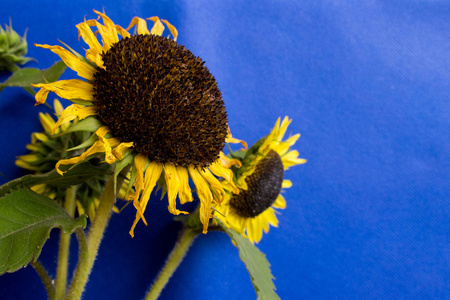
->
[34,44,96,80]
[176,167,193,204]
[226,128,247,150]
[164,164,188,215]
[189,167,214,233]
[112,142,134,160]
[32,80,94,105]
[161,19,178,41]
[126,17,150,35]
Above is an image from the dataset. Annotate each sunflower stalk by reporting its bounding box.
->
[144,226,200,300]
[31,260,56,300]
[65,166,129,300]
[55,185,78,300]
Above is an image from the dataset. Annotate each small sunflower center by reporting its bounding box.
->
[231,150,284,218]
[93,34,228,168]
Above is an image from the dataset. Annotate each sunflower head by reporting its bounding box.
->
[215,117,306,243]
[31,10,242,236]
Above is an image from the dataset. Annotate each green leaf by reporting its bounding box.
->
[217,219,280,300]
[0,60,67,95]
[0,162,112,198]
[0,189,87,274]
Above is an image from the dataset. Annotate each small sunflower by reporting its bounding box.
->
[15,99,117,219]
[215,117,306,243]
[31,10,242,237]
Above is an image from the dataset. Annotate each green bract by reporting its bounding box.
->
[0,23,33,71]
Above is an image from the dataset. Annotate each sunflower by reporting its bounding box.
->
[215,117,306,243]
[31,10,243,237]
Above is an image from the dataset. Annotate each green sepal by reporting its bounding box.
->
[54,117,103,137]
[113,151,134,198]
[216,218,280,300]
[0,188,87,274]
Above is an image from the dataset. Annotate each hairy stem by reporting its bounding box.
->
[65,167,129,300]
[55,185,77,300]
[31,260,55,300]
[145,227,200,300]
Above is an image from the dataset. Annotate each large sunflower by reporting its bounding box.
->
[31,10,242,237]
[215,117,306,243]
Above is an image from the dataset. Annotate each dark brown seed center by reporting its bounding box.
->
[231,150,284,218]
[92,34,228,168]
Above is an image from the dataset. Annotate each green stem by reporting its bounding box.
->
[31,260,56,300]
[65,228,89,300]
[145,227,200,300]
[65,167,128,300]
[55,185,78,300]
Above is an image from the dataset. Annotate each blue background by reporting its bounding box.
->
[0,1,448,299]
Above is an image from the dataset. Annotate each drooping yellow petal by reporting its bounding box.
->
[161,19,178,41]
[189,167,213,233]
[55,132,116,175]
[112,142,134,160]
[147,17,164,36]
[126,17,150,35]
[217,151,241,168]
[140,161,163,207]
[52,104,97,134]
[164,163,188,215]
[199,167,225,203]
[226,128,248,150]
[176,167,193,204]
[209,162,239,194]
[130,153,148,222]
[32,80,94,105]
[34,44,96,80]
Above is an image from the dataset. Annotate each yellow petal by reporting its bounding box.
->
[226,128,247,150]
[32,80,94,105]
[52,104,97,134]
[76,22,104,64]
[209,162,239,194]
[112,142,134,160]
[34,44,96,80]
[282,150,307,169]
[53,99,65,116]
[176,166,193,204]
[147,17,164,36]
[164,163,187,215]
[130,154,148,222]
[272,194,286,209]
[218,151,241,168]
[39,112,55,134]
[126,17,150,35]
[140,161,163,205]
[282,179,292,189]
[161,19,178,41]
[199,167,225,203]
[189,166,213,233]
[93,9,119,49]
[56,136,112,175]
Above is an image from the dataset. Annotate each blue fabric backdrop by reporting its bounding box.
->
[0,1,448,299]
